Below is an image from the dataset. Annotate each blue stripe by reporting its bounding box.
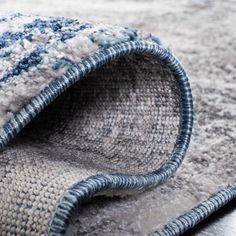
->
[0,31,26,48]
[0,43,45,85]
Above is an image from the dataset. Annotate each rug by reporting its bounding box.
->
[0,13,235,236]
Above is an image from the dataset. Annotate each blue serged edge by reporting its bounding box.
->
[153,184,236,236]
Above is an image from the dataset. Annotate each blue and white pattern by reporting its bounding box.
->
[0,14,235,236]
[0,14,154,129]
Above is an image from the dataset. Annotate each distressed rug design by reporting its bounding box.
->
[0,14,235,236]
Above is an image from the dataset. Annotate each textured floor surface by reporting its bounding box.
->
[0,0,236,235]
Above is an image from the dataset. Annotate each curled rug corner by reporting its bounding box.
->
[0,13,235,236]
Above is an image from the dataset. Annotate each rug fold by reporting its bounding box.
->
[0,14,234,236]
